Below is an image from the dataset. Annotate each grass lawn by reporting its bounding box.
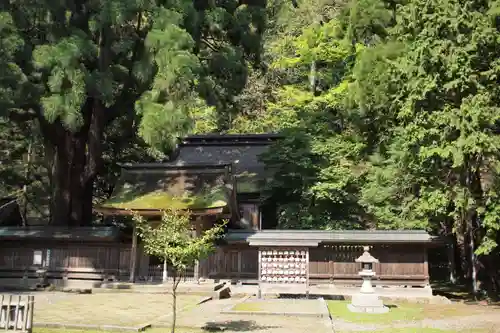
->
[337,329,492,333]
[327,300,495,324]
[230,298,323,314]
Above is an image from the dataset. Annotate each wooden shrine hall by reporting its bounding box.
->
[0,134,439,290]
[95,134,436,288]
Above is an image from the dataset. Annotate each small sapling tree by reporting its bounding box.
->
[133,209,225,333]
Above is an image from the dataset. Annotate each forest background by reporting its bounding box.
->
[1,0,500,295]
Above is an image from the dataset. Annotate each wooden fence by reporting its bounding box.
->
[203,244,429,287]
[0,241,430,287]
[0,295,34,332]
[0,243,132,285]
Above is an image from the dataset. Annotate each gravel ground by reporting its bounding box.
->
[16,292,202,327]
[154,298,333,333]
[8,291,499,333]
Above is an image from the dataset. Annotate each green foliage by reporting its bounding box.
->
[354,0,500,255]
[0,0,267,225]
[133,209,225,276]
[133,209,225,333]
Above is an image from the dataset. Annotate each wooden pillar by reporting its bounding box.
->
[423,245,429,286]
[305,248,310,297]
[237,251,242,282]
[129,225,138,283]
[447,241,456,284]
[257,247,262,299]
[193,217,202,282]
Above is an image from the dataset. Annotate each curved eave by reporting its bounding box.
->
[94,206,226,217]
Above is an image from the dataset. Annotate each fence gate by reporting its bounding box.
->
[0,295,34,333]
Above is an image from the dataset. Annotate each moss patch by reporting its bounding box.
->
[101,168,231,211]
[103,190,227,210]
[336,329,489,333]
[327,300,494,324]
[328,301,423,324]
[235,172,260,193]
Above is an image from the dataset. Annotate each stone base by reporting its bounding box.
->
[347,293,389,314]
[347,303,389,313]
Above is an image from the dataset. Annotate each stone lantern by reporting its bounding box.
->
[347,246,388,313]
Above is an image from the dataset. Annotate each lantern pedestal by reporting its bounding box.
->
[348,293,388,313]
[347,246,389,314]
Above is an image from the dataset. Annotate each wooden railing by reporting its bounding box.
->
[0,295,34,332]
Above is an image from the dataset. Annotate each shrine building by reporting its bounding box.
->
[0,134,441,291]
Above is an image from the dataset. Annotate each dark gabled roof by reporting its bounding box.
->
[0,226,123,242]
[167,134,282,194]
[96,165,235,216]
[224,229,433,246]
[181,134,282,145]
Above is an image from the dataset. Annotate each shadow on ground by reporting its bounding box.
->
[432,280,500,306]
[202,320,279,332]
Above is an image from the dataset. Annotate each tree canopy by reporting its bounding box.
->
[0,0,266,226]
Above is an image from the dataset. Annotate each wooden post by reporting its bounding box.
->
[423,245,429,286]
[447,241,456,284]
[237,251,242,282]
[193,217,203,283]
[129,225,138,283]
[28,296,34,333]
[162,258,168,283]
[305,248,310,298]
[257,248,262,299]
[22,296,29,332]
[6,294,12,330]
[193,260,200,283]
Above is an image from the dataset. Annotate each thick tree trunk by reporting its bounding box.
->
[47,101,104,226]
[50,133,92,226]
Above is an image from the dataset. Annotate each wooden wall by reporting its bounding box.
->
[203,244,429,287]
[0,241,131,282]
[308,244,428,286]
[201,245,258,280]
[0,240,429,287]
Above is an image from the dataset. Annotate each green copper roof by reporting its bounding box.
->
[101,166,230,211]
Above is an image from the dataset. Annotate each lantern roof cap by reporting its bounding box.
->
[355,246,379,263]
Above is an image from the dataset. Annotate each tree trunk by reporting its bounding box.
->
[47,101,104,226]
[171,286,177,333]
[171,270,182,333]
